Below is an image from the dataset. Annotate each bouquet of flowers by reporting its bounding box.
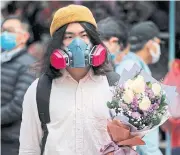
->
[100,64,177,155]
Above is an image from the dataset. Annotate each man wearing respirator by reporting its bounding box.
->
[19,5,119,155]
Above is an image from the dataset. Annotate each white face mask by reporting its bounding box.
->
[149,42,161,64]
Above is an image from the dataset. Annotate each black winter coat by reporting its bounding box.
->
[1,49,36,155]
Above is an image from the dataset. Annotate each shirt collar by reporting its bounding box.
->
[127,52,151,74]
[126,52,146,65]
[56,68,103,84]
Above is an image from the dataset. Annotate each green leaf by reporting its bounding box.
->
[161,94,166,103]
[158,96,168,111]
[107,101,113,109]
[152,117,161,126]
[111,100,119,108]
[107,100,119,109]
[146,82,152,88]
[156,94,167,112]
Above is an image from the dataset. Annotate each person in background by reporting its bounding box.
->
[116,21,163,155]
[97,17,129,68]
[1,16,36,155]
[116,21,162,75]
[161,50,180,155]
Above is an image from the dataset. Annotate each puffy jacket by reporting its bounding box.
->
[1,48,36,155]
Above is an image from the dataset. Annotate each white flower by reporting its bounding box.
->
[152,83,161,96]
[122,89,134,104]
[124,79,134,90]
[132,75,145,94]
[139,96,151,111]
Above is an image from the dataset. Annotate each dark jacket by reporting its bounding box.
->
[1,48,36,155]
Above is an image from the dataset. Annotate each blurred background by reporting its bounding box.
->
[1,1,180,155]
[1,1,180,79]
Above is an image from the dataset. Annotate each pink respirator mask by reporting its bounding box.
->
[50,44,107,69]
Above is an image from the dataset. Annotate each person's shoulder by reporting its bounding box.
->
[23,78,39,112]
[115,59,136,75]
[120,59,136,66]
[15,50,36,66]
[25,78,39,96]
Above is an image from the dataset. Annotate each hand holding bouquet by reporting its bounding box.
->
[100,64,177,155]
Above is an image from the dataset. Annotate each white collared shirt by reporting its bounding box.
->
[19,69,112,155]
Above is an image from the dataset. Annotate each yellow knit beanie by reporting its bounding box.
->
[50,4,97,36]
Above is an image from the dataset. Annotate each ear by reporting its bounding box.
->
[109,37,119,45]
[20,32,30,44]
[145,40,153,50]
[24,32,30,41]
[154,37,161,44]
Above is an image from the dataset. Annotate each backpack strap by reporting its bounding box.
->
[36,74,52,155]
[105,71,120,86]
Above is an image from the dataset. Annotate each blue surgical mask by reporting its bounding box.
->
[66,38,91,68]
[110,49,121,61]
[110,54,116,60]
[1,32,17,51]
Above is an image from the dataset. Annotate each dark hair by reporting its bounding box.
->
[97,17,129,49]
[7,1,17,15]
[40,22,113,79]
